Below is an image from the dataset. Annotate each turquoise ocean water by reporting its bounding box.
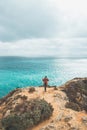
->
[0,56,87,98]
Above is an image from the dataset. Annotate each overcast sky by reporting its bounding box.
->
[0,0,87,57]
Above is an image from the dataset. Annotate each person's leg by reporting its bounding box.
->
[44,83,46,92]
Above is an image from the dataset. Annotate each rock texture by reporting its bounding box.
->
[63,78,87,111]
[0,78,87,130]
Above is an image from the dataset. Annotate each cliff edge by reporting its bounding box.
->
[0,78,87,130]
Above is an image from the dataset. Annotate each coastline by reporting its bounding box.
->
[0,78,87,130]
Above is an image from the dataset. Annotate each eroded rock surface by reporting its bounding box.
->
[0,78,87,130]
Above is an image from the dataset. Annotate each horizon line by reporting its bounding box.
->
[0,56,87,59]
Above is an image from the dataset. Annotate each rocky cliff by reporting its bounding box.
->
[0,78,87,130]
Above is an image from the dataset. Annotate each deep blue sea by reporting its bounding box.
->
[0,56,87,98]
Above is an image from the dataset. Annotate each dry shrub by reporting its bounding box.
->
[1,99,53,130]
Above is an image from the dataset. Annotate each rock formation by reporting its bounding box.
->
[0,78,87,130]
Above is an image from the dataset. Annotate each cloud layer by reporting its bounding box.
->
[0,0,87,57]
[0,38,87,57]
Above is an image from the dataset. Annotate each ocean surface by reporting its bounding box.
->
[0,56,87,98]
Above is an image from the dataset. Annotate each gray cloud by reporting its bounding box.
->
[0,0,87,41]
[0,0,62,41]
[0,38,87,58]
[0,0,87,58]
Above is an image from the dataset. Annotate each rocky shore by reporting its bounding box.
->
[0,78,87,130]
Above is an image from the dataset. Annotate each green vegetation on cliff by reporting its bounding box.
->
[1,99,53,130]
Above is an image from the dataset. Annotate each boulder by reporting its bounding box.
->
[40,123,56,130]
[82,116,87,126]
[64,78,87,111]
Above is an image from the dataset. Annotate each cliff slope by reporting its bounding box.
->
[0,78,87,130]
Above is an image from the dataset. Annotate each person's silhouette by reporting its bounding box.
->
[42,76,49,92]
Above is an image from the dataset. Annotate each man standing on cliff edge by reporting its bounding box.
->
[42,76,49,92]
